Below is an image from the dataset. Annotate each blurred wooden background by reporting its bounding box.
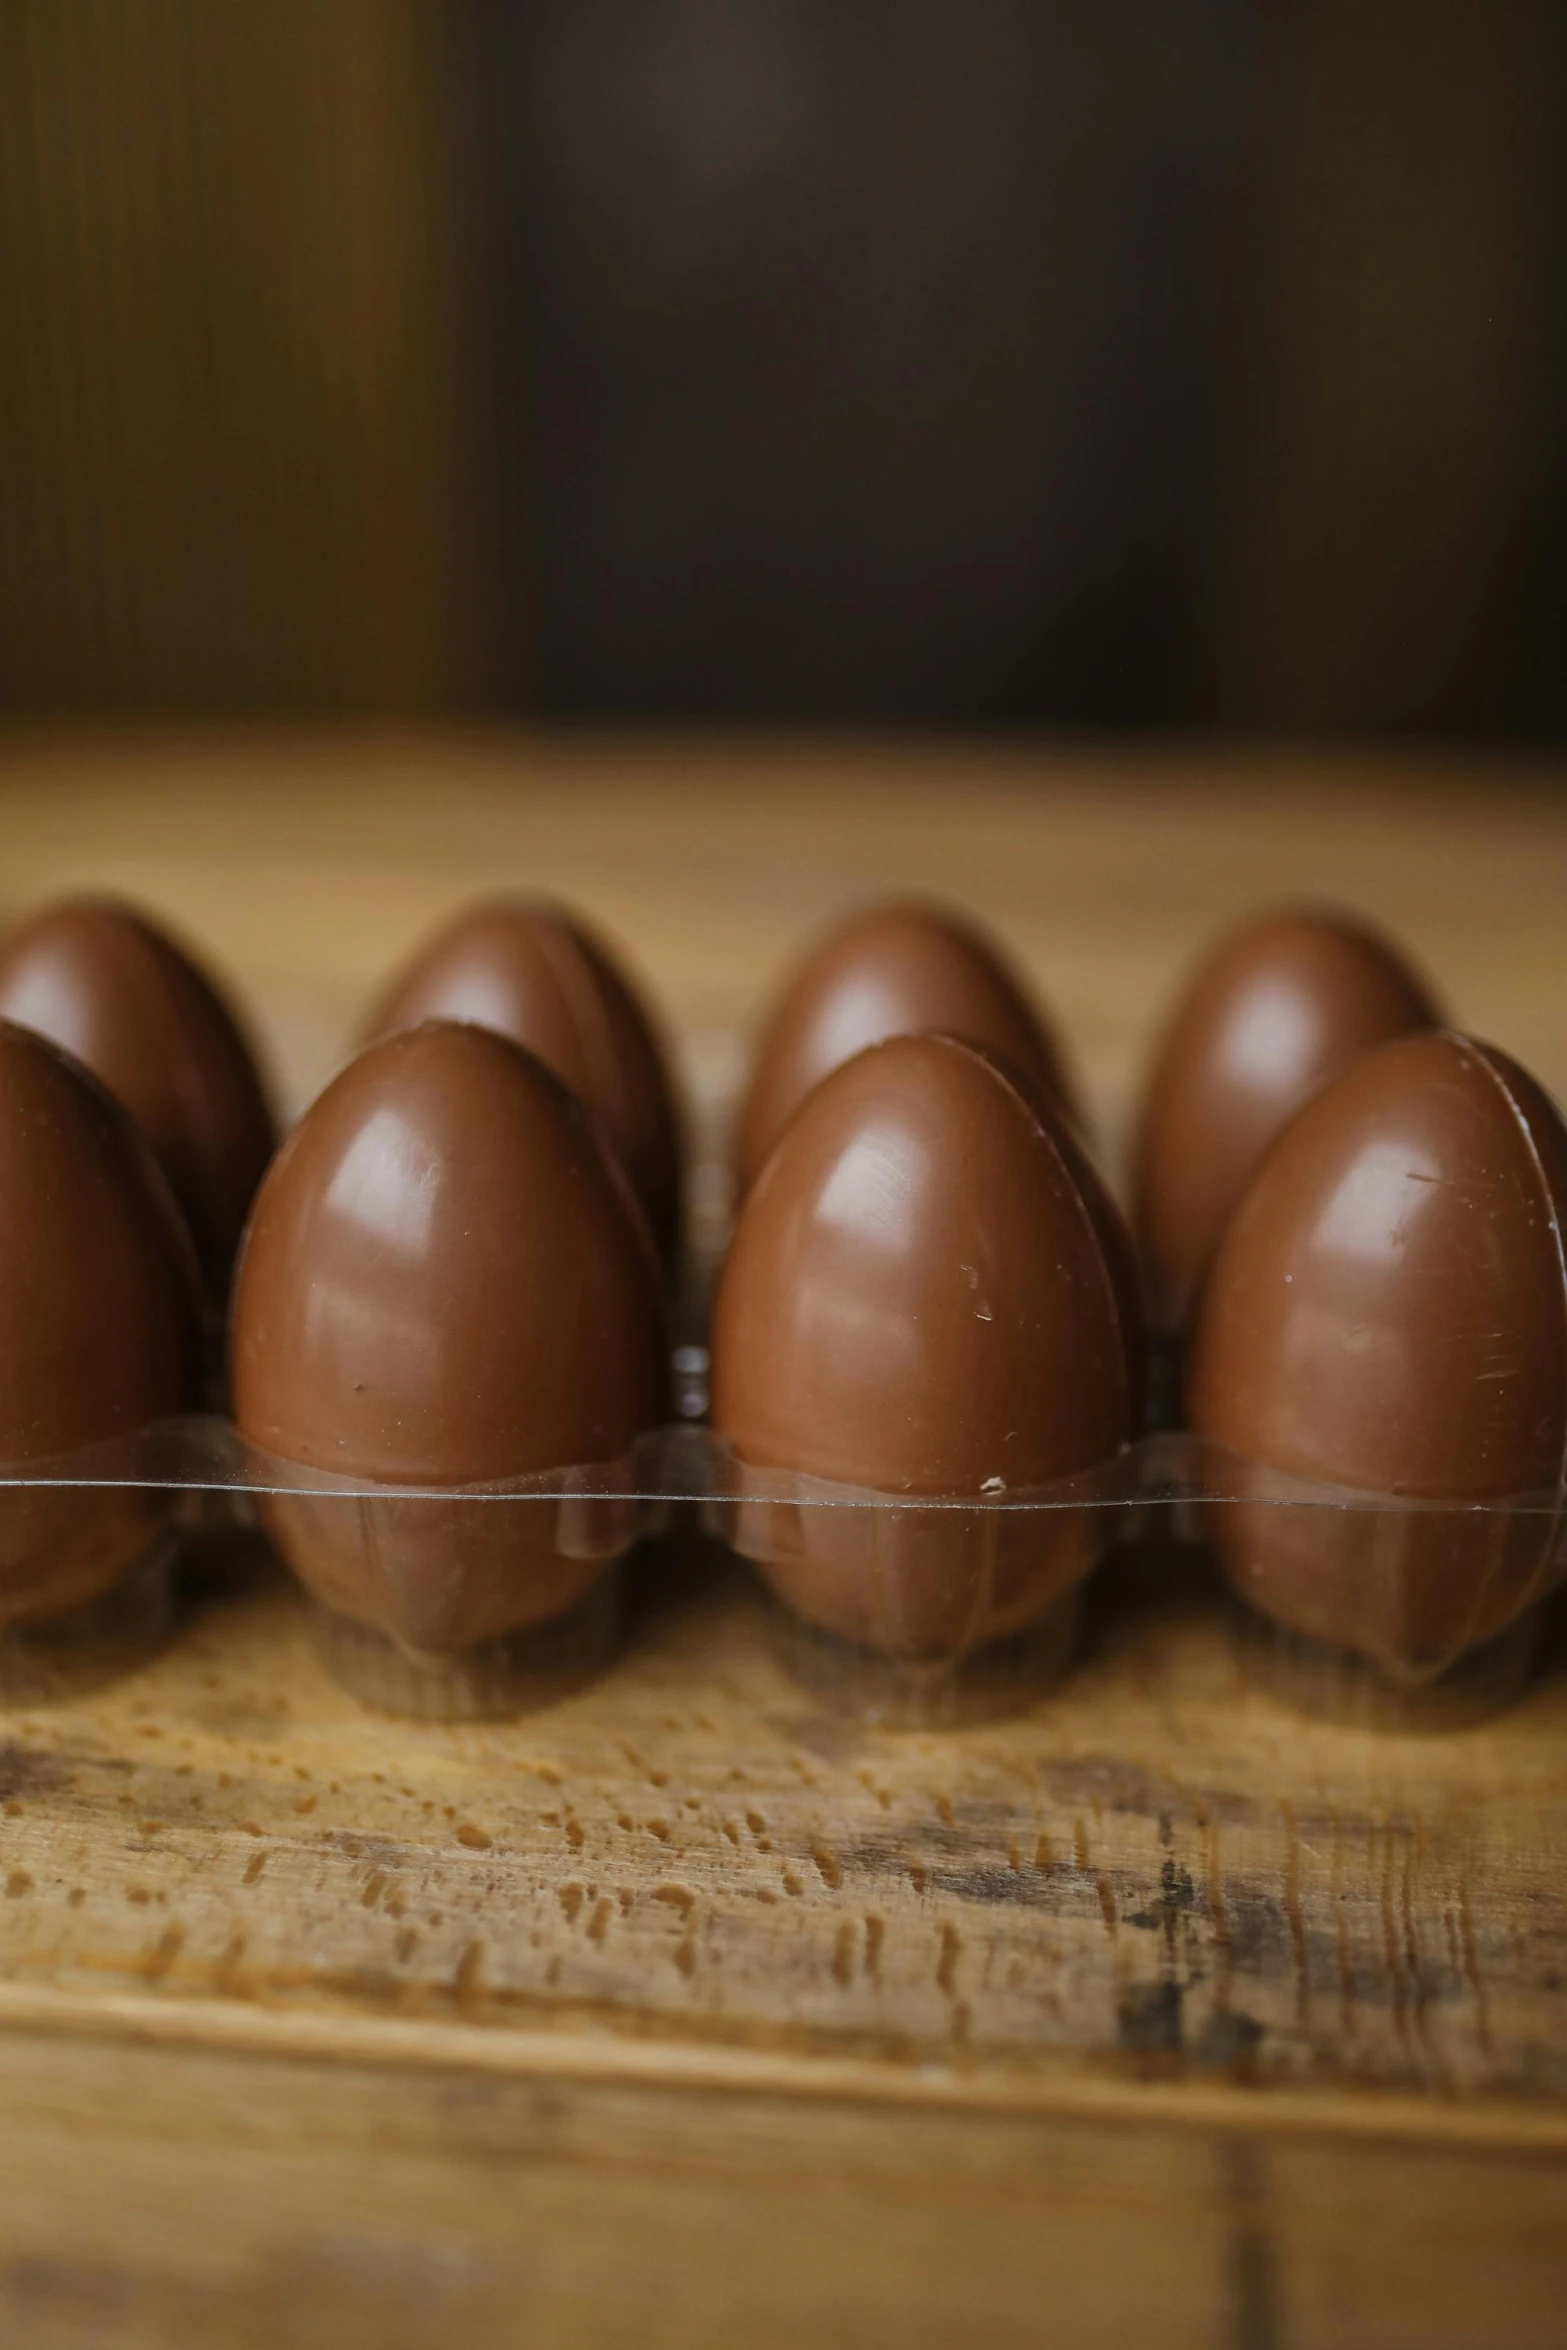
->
[0,0,1562,733]
[0,0,509,711]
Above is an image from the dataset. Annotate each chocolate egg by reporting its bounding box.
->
[0,899,277,1301]
[231,1021,664,1653]
[1188,1031,1567,1672]
[736,900,1077,1195]
[712,1032,1138,1657]
[363,899,683,1262]
[1134,906,1441,1331]
[0,1021,200,1626]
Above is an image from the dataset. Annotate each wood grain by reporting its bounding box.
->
[0,729,1564,2346]
[3,1533,1567,2110]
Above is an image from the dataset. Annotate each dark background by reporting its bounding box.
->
[1,0,1563,738]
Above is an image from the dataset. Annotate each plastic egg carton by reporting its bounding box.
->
[0,1414,1557,1731]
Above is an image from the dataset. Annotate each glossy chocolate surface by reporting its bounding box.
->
[1134,906,1440,1331]
[712,1032,1138,1655]
[0,1021,200,1622]
[0,899,277,1300]
[1188,1031,1567,1668]
[735,900,1076,1194]
[363,899,683,1262]
[231,1021,664,1649]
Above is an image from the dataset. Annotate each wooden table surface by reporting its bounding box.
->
[0,726,1565,2350]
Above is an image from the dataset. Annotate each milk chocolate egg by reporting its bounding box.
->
[0,1021,200,1626]
[1134,906,1441,1331]
[712,1032,1138,1656]
[1188,1031,1567,1671]
[231,1021,664,1652]
[363,899,683,1261]
[736,901,1077,1194]
[0,899,277,1301]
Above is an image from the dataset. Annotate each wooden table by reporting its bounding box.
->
[0,727,1565,2350]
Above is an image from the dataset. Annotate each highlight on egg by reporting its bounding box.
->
[1188,1028,1567,1680]
[735,899,1078,1196]
[362,897,684,1265]
[231,1020,665,1691]
[0,1019,200,1641]
[0,897,277,1304]
[712,1030,1139,1666]
[1134,904,1441,1334]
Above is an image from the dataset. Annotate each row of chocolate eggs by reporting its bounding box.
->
[0,882,1458,1340]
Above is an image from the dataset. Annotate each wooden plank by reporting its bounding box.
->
[0,2020,1563,2350]
[0,1534,1564,2116]
[0,2024,1227,2350]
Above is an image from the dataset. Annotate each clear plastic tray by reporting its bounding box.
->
[0,1412,1558,1728]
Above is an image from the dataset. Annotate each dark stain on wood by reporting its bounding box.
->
[1219,2137,1282,2350]
[1118,1980,1184,2057]
[0,1746,63,1802]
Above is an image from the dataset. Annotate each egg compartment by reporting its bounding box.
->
[306,1571,627,1725]
[236,1433,664,1723]
[1186,1437,1563,1729]
[0,1540,177,1703]
[1232,1605,1545,1731]
[0,1422,662,1720]
[702,1443,1128,1727]
[0,1419,212,1698]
